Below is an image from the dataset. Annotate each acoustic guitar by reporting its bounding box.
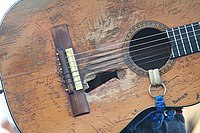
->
[0,0,200,132]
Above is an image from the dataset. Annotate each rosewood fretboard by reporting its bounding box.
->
[165,22,200,59]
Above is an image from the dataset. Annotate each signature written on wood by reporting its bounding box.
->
[172,92,189,104]
[177,55,200,70]
[166,72,200,90]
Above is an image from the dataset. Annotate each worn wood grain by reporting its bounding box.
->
[0,0,200,132]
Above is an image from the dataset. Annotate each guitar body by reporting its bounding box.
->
[0,0,200,132]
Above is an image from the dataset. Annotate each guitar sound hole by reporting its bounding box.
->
[129,28,171,70]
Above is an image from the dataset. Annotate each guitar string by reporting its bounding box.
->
[64,35,169,62]
[0,42,169,82]
[0,19,200,65]
[67,40,169,67]
[83,47,170,70]
[57,50,174,87]
[64,40,194,85]
[78,47,170,71]
[0,24,198,78]
[64,23,200,57]
[0,22,198,74]
[1,26,200,87]
[4,48,168,87]
[64,25,200,63]
[1,41,192,89]
[1,30,199,81]
[1,26,198,75]
[33,28,200,72]
[59,53,170,88]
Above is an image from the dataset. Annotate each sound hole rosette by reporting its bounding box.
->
[123,20,176,76]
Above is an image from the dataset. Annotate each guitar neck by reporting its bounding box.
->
[165,22,200,59]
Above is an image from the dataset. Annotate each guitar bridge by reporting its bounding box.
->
[51,24,90,116]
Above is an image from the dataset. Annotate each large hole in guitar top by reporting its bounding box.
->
[129,28,171,70]
[85,71,118,93]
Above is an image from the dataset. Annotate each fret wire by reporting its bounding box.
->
[178,27,187,55]
[165,30,175,58]
[184,25,194,53]
[172,28,181,56]
[192,23,200,51]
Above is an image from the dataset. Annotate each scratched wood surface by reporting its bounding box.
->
[0,0,200,132]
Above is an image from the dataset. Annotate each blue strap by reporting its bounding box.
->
[130,95,175,130]
[155,95,165,112]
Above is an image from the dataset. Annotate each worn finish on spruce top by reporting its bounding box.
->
[0,0,200,132]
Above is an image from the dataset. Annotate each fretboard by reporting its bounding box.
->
[165,22,200,59]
